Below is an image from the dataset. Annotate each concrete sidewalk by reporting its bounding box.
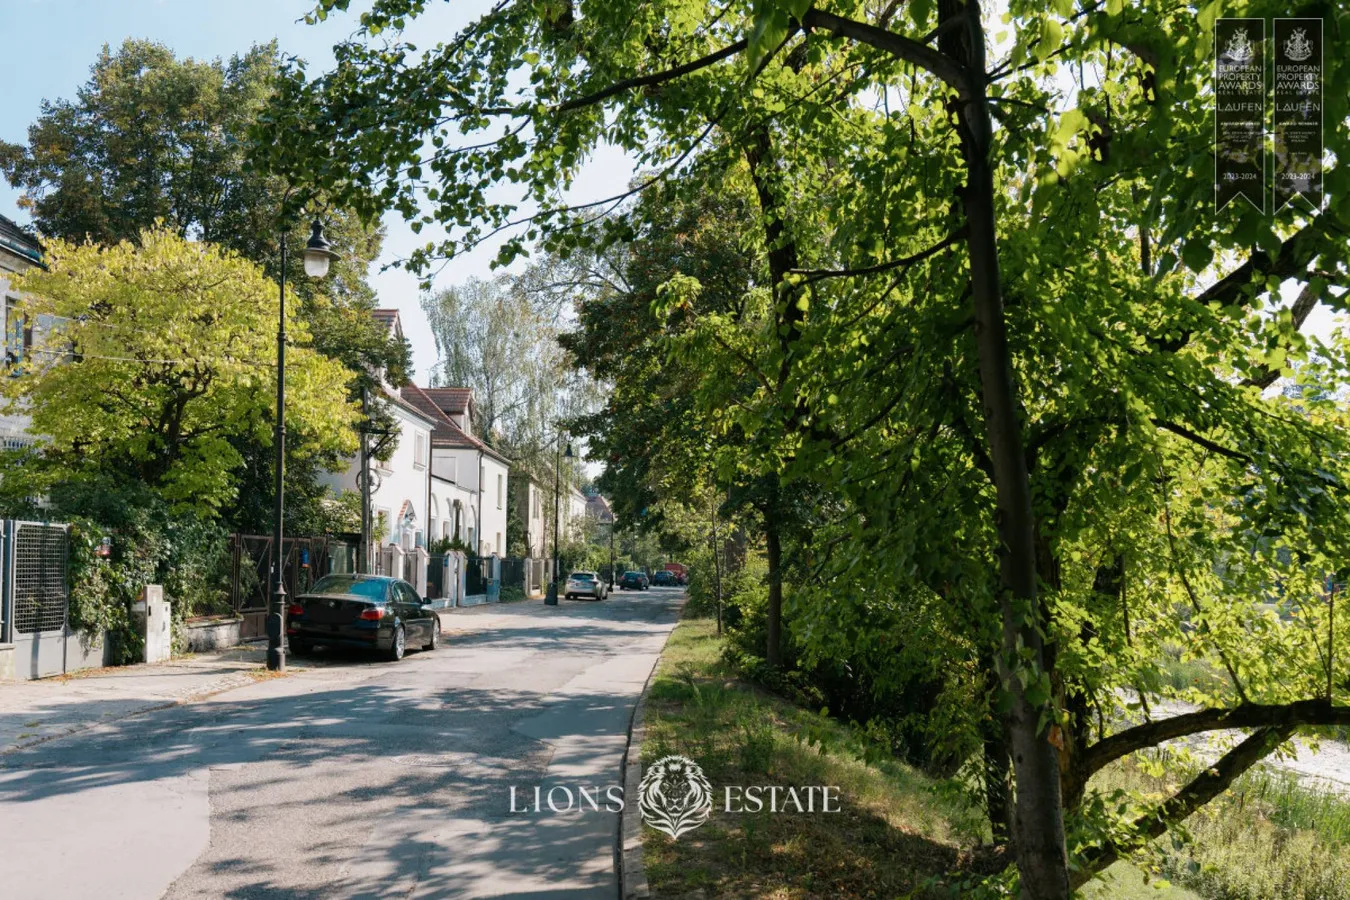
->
[0,602,525,756]
[0,645,278,754]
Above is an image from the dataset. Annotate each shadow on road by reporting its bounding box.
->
[0,591,683,898]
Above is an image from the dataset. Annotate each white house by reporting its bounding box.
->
[400,384,511,557]
[319,310,439,555]
[321,308,511,573]
[0,214,44,452]
[515,475,549,557]
[568,486,588,540]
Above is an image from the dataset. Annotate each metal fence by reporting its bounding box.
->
[465,556,489,596]
[228,534,351,639]
[500,557,526,591]
[1,520,72,678]
[10,522,68,635]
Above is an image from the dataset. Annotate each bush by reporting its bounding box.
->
[50,480,232,661]
[499,585,525,603]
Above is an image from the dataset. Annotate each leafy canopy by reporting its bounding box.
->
[3,228,359,513]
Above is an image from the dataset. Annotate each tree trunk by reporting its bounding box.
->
[981,661,1013,844]
[710,497,725,636]
[940,1,1070,895]
[765,514,783,668]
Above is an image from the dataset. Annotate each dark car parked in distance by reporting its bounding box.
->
[287,574,441,661]
[620,571,649,590]
[651,570,679,586]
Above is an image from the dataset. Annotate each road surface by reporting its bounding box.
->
[0,589,683,899]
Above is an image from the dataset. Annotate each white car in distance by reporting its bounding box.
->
[565,571,606,601]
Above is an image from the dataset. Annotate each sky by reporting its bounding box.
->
[1,0,1336,384]
[0,0,636,387]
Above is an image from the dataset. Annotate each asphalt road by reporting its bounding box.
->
[0,588,684,899]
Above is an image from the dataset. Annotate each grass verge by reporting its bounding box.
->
[639,617,1198,899]
[1091,757,1350,899]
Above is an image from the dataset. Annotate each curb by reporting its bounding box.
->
[617,641,664,899]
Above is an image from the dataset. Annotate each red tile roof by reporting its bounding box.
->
[372,309,400,331]
[421,387,473,415]
[400,384,509,464]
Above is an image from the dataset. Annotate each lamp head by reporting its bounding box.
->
[302,218,340,278]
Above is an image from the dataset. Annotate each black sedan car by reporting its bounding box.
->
[620,571,649,590]
[651,570,679,587]
[287,574,440,661]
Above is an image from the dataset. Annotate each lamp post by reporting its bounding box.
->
[544,437,574,605]
[267,218,340,672]
[608,514,616,592]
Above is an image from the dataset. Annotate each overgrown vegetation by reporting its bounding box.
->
[58,483,233,662]
[641,617,988,898]
[645,617,1208,899]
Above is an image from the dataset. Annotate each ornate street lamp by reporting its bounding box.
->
[267,217,340,671]
[545,438,574,606]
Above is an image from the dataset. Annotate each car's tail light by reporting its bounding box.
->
[287,604,304,617]
[359,606,385,621]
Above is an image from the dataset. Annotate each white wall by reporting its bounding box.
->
[320,399,433,548]
[524,480,547,557]
[430,476,477,546]
[481,454,509,557]
[568,489,587,540]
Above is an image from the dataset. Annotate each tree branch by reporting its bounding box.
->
[801,8,971,94]
[1152,419,1251,465]
[1073,724,1296,888]
[557,38,750,112]
[1157,216,1334,353]
[1082,700,1350,778]
[1240,280,1321,389]
[789,228,965,284]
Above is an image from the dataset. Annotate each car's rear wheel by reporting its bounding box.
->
[386,624,406,661]
[423,617,440,651]
[290,638,313,656]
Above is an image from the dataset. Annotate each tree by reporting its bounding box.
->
[1,38,410,532]
[422,274,567,443]
[1,228,359,514]
[262,0,1350,894]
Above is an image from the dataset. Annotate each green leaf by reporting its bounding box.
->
[1036,19,1064,62]
[1182,237,1213,273]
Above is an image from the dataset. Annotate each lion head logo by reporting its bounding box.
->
[638,755,714,839]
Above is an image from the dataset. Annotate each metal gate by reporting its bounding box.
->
[3,521,71,679]
[228,534,344,640]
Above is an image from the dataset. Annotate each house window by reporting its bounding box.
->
[414,433,427,469]
[497,473,503,508]
[496,532,502,555]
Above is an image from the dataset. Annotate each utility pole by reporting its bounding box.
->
[359,386,371,574]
